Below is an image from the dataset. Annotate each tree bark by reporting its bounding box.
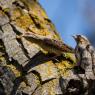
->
[0,0,95,95]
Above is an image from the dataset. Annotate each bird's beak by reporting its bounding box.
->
[72,35,77,40]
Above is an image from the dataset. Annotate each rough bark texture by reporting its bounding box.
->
[0,0,95,95]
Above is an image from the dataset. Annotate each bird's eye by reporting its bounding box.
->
[80,40,83,44]
[80,38,84,42]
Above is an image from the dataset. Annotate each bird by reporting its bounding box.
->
[17,32,74,56]
[73,35,95,79]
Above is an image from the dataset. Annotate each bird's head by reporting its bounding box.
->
[72,35,90,46]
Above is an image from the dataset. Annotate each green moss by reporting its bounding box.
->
[62,53,76,64]
[16,14,33,30]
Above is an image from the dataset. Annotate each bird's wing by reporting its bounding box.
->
[88,45,95,74]
[91,48,95,75]
[92,51,95,74]
[75,46,82,66]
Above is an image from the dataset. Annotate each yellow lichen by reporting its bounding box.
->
[63,53,76,64]
[7,64,21,77]
[0,56,5,62]
[28,1,48,19]
[10,8,22,20]
[56,60,74,76]
[15,14,33,30]
[28,14,52,37]
[0,10,6,17]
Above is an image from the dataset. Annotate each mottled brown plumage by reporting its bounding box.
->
[73,35,95,79]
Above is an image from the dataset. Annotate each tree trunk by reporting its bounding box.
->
[0,0,95,95]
